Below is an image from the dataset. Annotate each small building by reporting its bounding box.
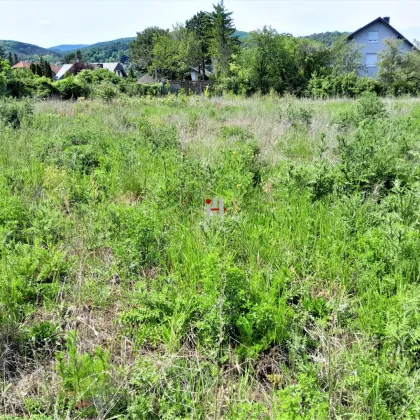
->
[185,66,213,81]
[188,67,200,82]
[348,17,414,77]
[91,63,127,77]
[55,62,127,80]
[54,64,74,80]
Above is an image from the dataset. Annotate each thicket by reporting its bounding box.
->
[0,94,420,418]
[0,64,162,101]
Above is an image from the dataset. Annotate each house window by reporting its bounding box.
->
[366,53,378,67]
[368,31,379,43]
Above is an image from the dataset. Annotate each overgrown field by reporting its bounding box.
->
[1,94,420,419]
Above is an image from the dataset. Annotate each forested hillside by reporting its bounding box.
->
[78,38,135,63]
[0,40,61,62]
[0,38,134,65]
[305,31,350,45]
[50,44,89,52]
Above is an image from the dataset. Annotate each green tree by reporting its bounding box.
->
[186,11,213,78]
[0,59,10,96]
[43,60,53,79]
[377,38,405,86]
[152,25,200,80]
[330,35,364,75]
[226,30,330,96]
[211,0,239,77]
[8,52,13,66]
[63,51,76,63]
[130,27,169,74]
[378,38,420,94]
[14,53,18,65]
[0,45,5,60]
[241,27,279,93]
[75,49,83,62]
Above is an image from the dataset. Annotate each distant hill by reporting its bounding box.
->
[87,37,136,49]
[304,31,350,46]
[0,40,62,62]
[234,31,250,41]
[3,32,251,65]
[50,44,89,52]
[77,38,135,64]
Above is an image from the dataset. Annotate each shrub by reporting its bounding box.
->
[33,77,58,98]
[280,102,313,126]
[354,91,387,121]
[0,99,33,128]
[56,332,125,418]
[308,72,384,98]
[55,76,88,100]
[97,82,118,103]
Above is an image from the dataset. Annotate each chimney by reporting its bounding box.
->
[384,16,390,24]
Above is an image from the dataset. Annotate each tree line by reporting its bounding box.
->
[129,1,420,96]
[130,1,239,80]
[1,0,420,98]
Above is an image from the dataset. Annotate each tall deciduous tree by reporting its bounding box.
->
[330,35,363,75]
[130,27,169,74]
[186,11,213,78]
[152,25,200,80]
[63,51,76,64]
[378,38,420,94]
[211,0,239,76]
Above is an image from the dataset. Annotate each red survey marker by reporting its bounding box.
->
[205,198,226,217]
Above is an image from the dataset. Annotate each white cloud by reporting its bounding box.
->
[40,19,51,25]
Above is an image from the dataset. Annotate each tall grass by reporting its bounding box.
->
[1,93,420,418]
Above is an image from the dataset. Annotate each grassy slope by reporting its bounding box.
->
[1,95,420,418]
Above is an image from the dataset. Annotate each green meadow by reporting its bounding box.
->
[1,93,420,419]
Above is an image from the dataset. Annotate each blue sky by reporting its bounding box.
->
[1,0,420,48]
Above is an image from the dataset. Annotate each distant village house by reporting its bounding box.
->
[54,62,127,80]
[348,16,415,77]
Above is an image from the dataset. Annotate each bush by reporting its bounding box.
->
[97,82,118,103]
[55,76,88,100]
[33,77,58,98]
[0,99,33,128]
[308,72,384,98]
[56,332,125,418]
[280,102,313,126]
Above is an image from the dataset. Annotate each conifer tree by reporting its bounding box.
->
[8,52,13,66]
[0,45,5,60]
[45,61,53,79]
[210,0,239,76]
[14,53,18,65]
[186,11,213,78]
[75,49,83,62]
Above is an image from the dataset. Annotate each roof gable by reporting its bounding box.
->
[55,64,74,80]
[348,17,414,48]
